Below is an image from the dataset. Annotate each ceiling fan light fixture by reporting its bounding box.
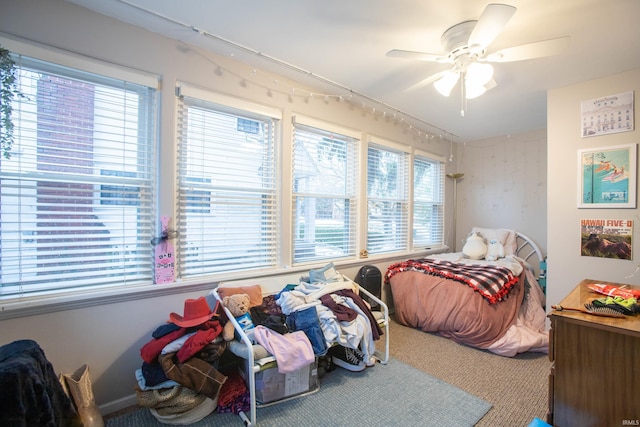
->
[434,72,460,97]
[466,62,494,86]
[389,3,571,114]
[464,82,487,99]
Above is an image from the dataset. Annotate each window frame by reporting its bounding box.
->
[291,115,360,265]
[175,82,282,279]
[0,38,159,299]
[365,138,411,255]
[412,149,446,250]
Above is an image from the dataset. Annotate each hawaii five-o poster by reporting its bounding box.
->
[580,218,632,260]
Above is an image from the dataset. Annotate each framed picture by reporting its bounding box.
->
[581,91,634,137]
[580,218,633,260]
[578,143,637,208]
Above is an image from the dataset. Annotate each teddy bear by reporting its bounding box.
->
[485,239,505,261]
[222,293,255,341]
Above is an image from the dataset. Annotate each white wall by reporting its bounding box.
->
[0,0,456,413]
[456,130,548,253]
[547,68,640,308]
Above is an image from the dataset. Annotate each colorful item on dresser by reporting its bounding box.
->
[586,282,640,300]
[591,295,640,315]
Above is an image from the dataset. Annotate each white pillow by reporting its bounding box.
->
[471,227,517,256]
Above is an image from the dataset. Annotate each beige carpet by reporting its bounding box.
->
[388,317,551,426]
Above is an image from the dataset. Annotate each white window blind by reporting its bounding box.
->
[367,143,409,254]
[292,122,358,264]
[176,92,278,277]
[0,55,157,296]
[413,153,445,248]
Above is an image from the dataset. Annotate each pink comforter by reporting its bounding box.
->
[388,271,524,349]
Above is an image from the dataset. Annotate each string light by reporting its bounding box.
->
[184,39,449,141]
[449,148,454,162]
[119,0,457,143]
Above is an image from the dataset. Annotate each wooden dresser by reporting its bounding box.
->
[547,279,640,426]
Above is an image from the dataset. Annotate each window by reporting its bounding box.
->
[176,85,279,277]
[292,118,358,264]
[413,152,445,248]
[0,55,157,296]
[367,142,409,254]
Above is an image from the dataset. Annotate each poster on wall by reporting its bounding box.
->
[581,91,634,137]
[580,218,632,260]
[578,143,637,208]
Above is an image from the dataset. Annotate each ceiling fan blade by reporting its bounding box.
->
[485,78,498,92]
[484,37,570,62]
[386,49,446,62]
[468,3,517,50]
[434,71,461,96]
[465,77,498,99]
[404,70,451,92]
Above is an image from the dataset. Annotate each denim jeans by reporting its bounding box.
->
[286,306,327,356]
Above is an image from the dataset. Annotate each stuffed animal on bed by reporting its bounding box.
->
[485,239,506,261]
[462,232,488,260]
[222,293,255,341]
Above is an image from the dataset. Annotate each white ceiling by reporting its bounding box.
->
[65,0,640,142]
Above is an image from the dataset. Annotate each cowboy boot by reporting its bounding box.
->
[63,364,105,427]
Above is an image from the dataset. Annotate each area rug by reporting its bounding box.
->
[106,357,491,426]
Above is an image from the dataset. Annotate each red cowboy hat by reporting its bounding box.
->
[169,296,215,327]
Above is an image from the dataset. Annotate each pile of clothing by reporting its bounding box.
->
[135,296,247,424]
[224,263,383,374]
[275,262,383,372]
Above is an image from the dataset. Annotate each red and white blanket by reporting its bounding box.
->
[385,258,519,304]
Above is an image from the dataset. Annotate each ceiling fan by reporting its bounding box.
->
[386,3,570,115]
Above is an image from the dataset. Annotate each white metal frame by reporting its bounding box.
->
[515,232,544,277]
[211,282,389,427]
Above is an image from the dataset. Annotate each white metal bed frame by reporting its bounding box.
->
[514,231,546,293]
[515,232,543,271]
[211,282,389,427]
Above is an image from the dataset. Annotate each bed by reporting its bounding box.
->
[385,228,548,357]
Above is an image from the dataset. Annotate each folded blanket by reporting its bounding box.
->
[386,258,519,303]
[0,339,81,427]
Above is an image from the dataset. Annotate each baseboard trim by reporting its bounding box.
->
[100,393,137,416]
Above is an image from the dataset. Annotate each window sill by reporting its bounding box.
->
[0,280,217,322]
[0,246,447,321]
